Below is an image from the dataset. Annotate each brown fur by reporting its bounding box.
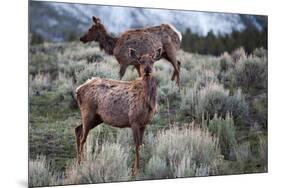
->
[75,54,158,176]
[80,16,182,85]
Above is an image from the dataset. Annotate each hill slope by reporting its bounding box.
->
[29,1,266,42]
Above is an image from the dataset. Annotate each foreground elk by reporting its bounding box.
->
[75,49,159,176]
[80,16,182,85]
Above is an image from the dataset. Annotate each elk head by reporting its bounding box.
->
[80,16,107,43]
[129,47,162,78]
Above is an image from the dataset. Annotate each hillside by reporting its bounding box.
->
[29,1,266,42]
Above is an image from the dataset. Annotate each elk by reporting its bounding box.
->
[75,49,160,176]
[80,16,182,85]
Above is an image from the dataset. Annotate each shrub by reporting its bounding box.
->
[158,82,181,105]
[145,126,221,179]
[122,67,139,81]
[29,155,62,187]
[219,52,233,72]
[30,73,52,95]
[145,155,170,179]
[75,62,119,84]
[250,94,268,128]
[59,60,87,80]
[65,142,130,184]
[234,141,252,162]
[208,114,237,158]
[258,135,268,169]
[233,56,267,94]
[221,54,267,94]
[116,129,133,147]
[195,69,219,89]
[54,72,74,94]
[231,47,247,63]
[154,60,174,85]
[29,51,59,79]
[181,83,248,124]
[253,48,267,58]
[62,45,104,63]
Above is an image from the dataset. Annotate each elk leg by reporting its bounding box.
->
[75,124,82,163]
[135,64,141,77]
[139,127,145,145]
[171,60,181,81]
[163,44,180,85]
[79,113,102,162]
[119,64,128,79]
[131,125,141,176]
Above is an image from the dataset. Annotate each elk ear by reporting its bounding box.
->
[129,48,139,60]
[92,16,101,24]
[153,47,162,60]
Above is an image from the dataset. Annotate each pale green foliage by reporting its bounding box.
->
[29,155,62,187]
[116,129,133,147]
[145,155,169,179]
[30,73,51,95]
[253,47,267,58]
[181,83,248,123]
[208,114,237,158]
[234,141,252,162]
[220,52,233,70]
[154,60,175,85]
[233,56,267,92]
[145,126,221,179]
[75,61,119,84]
[54,72,74,94]
[258,136,268,169]
[65,142,130,184]
[220,49,267,94]
[231,47,247,63]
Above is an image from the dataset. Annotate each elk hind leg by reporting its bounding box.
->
[163,43,180,85]
[171,60,181,81]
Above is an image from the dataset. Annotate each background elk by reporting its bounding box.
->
[80,16,182,85]
[75,50,159,176]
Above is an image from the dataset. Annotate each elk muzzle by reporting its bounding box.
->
[144,66,152,76]
[80,35,87,43]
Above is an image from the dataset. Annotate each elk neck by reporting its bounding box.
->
[98,32,118,55]
[141,75,157,111]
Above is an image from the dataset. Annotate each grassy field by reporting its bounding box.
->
[29,41,267,187]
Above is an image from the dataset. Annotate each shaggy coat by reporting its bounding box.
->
[75,53,158,176]
[76,77,157,128]
[80,16,182,85]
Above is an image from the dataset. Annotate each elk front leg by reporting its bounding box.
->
[75,124,83,164]
[131,125,141,176]
[135,64,141,77]
[139,127,145,146]
[79,113,102,162]
[119,64,128,79]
